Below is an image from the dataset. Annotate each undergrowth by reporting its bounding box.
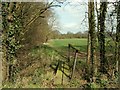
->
[2,44,119,88]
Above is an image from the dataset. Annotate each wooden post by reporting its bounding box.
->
[68,44,70,62]
[54,61,59,75]
[61,62,64,85]
[71,50,78,79]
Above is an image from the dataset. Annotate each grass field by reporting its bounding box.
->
[3,38,117,88]
[49,38,87,47]
[48,38,87,52]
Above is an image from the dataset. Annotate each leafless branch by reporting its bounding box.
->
[24,2,60,30]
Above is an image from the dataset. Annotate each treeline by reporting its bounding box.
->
[1,1,60,82]
[51,30,117,39]
[86,0,120,84]
[51,31,88,39]
[1,0,120,87]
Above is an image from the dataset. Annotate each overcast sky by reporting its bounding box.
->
[53,0,88,34]
[1,0,116,34]
[52,0,116,34]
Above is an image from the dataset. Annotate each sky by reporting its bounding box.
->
[0,0,88,34]
[53,0,88,34]
[52,0,116,34]
[1,0,116,34]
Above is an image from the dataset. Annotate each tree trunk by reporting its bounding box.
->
[2,2,10,82]
[88,0,97,82]
[99,1,107,73]
[87,33,91,64]
[2,2,20,82]
[95,0,100,67]
[116,0,120,80]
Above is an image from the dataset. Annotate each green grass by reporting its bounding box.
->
[3,38,117,88]
[48,38,87,52]
[49,38,87,47]
[48,38,115,53]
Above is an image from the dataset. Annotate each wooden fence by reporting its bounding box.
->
[54,43,86,84]
[68,44,82,79]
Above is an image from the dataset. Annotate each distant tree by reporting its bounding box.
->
[51,30,61,39]
[75,31,82,38]
[82,31,88,38]
[67,31,72,38]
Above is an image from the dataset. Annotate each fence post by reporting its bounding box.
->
[61,61,64,85]
[71,50,78,79]
[68,44,70,62]
[54,61,59,75]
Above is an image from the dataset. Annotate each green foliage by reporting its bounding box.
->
[2,2,54,82]
[84,82,99,89]
[31,68,44,85]
[2,2,23,82]
[69,78,80,87]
